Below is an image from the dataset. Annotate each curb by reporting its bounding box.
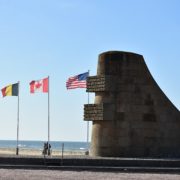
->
[1,165,180,173]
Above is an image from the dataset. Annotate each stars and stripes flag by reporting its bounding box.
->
[66,72,89,89]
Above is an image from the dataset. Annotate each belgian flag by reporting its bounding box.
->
[1,83,19,97]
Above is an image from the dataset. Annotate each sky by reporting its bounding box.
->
[0,0,180,142]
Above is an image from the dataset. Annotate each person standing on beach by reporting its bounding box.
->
[48,143,51,155]
[43,142,48,155]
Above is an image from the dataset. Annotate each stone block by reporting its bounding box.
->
[84,51,180,158]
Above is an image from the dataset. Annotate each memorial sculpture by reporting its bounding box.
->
[84,51,180,157]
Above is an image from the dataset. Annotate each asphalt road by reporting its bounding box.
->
[0,169,180,180]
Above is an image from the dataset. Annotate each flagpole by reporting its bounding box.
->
[16,81,20,155]
[48,76,50,155]
[87,70,90,151]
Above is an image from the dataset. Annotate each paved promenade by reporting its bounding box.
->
[0,169,180,180]
[1,155,180,179]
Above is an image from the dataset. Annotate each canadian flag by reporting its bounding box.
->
[30,77,49,93]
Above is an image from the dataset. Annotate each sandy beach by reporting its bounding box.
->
[0,148,86,156]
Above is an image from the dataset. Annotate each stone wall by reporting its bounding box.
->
[84,51,180,158]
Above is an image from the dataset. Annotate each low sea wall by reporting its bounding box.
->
[1,155,180,168]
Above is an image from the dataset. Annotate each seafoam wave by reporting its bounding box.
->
[0,140,90,152]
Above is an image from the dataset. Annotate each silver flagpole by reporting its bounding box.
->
[48,76,50,155]
[87,70,90,152]
[16,81,20,155]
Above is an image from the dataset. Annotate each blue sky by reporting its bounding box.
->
[0,0,179,141]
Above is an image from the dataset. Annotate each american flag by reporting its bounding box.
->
[66,72,89,89]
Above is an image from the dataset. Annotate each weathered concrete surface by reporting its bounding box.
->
[1,170,180,180]
[84,51,180,157]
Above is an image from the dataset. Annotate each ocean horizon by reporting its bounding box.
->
[0,140,90,152]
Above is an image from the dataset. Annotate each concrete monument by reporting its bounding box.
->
[84,51,180,157]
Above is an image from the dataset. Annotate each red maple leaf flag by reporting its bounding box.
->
[30,77,49,93]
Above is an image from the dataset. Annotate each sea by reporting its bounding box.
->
[0,140,90,152]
